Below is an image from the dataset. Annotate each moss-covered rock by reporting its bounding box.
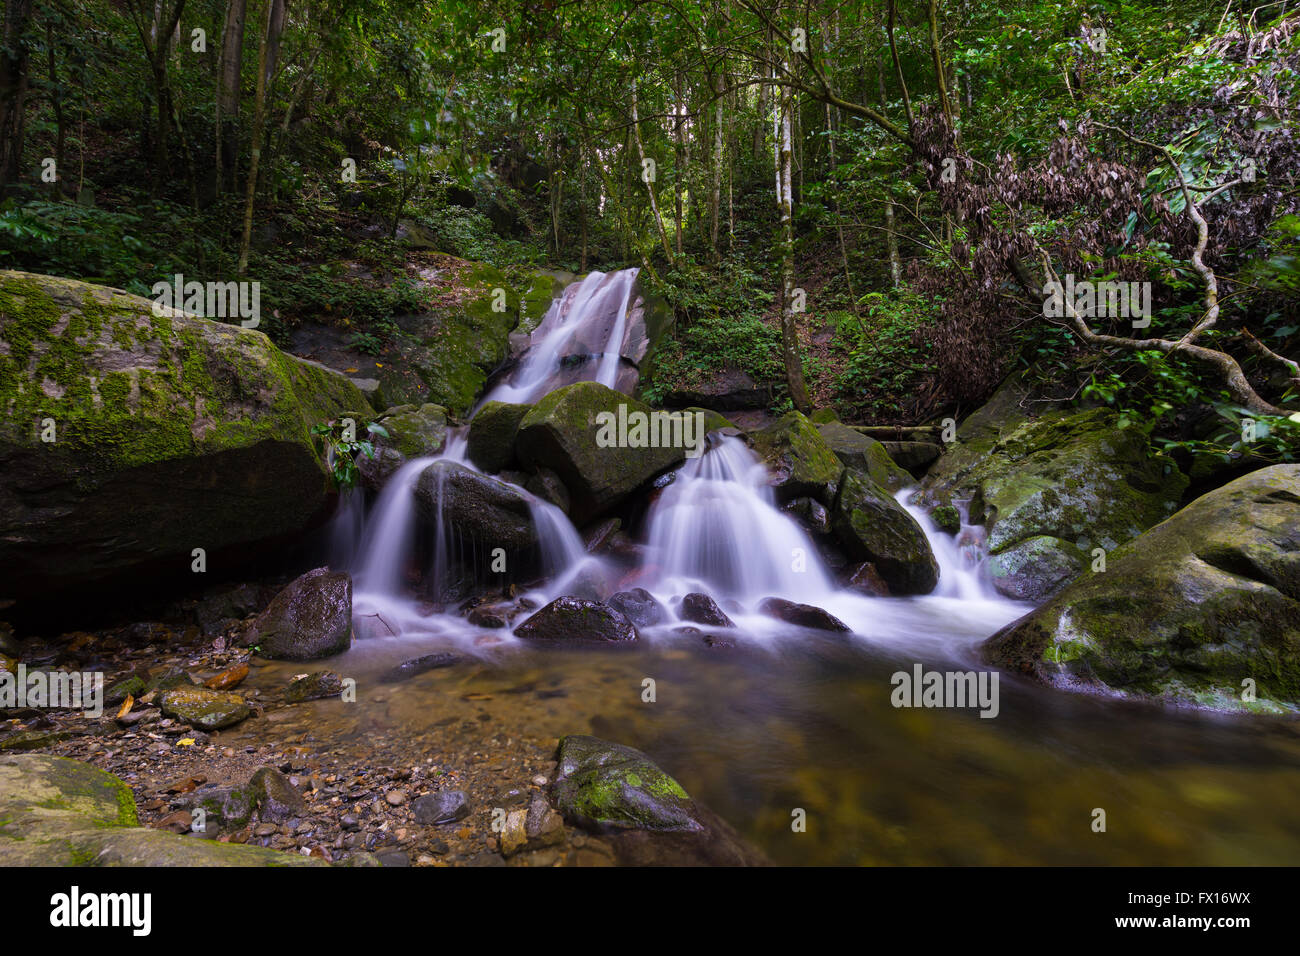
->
[919,402,1187,602]
[816,421,912,492]
[983,465,1300,712]
[466,399,532,473]
[246,567,352,661]
[159,686,251,731]
[516,382,684,523]
[0,753,323,865]
[832,469,939,595]
[749,411,844,504]
[0,270,365,601]
[552,735,699,831]
[377,403,447,459]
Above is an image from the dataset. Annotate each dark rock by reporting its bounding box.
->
[284,671,344,703]
[842,562,891,597]
[514,597,638,644]
[412,790,470,825]
[606,588,667,629]
[783,497,830,535]
[882,440,942,475]
[757,597,851,632]
[249,767,306,823]
[414,460,538,552]
[525,467,571,513]
[379,653,462,683]
[467,400,532,473]
[246,568,353,661]
[679,592,735,628]
[832,470,938,595]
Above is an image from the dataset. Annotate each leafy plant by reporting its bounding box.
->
[311,419,390,489]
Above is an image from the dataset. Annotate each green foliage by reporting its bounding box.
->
[831,289,937,420]
[310,419,390,490]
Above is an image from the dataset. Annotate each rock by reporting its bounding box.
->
[188,785,256,833]
[357,445,406,492]
[413,460,538,553]
[159,686,251,731]
[816,422,912,491]
[662,368,771,410]
[376,403,447,458]
[146,665,196,693]
[516,382,685,524]
[881,440,943,475]
[500,808,529,856]
[919,402,1187,602]
[525,466,571,513]
[246,567,352,661]
[466,400,532,473]
[379,652,462,683]
[0,729,71,751]
[194,583,263,635]
[757,597,851,632]
[551,735,766,865]
[104,675,145,706]
[248,767,306,823]
[684,406,737,434]
[204,662,249,690]
[930,504,962,534]
[831,470,938,595]
[385,790,407,806]
[783,496,831,535]
[679,592,735,628]
[606,588,667,629]
[749,411,844,504]
[842,562,891,597]
[0,754,323,865]
[0,270,366,603]
[524,793,566,848]
[284,671,344,703]
[514,597,639,644]
[984,464,1300,712]
[581,517,621,553]
[412,790,470,825]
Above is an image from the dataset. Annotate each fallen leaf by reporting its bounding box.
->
[116,695,134,719]
[177,738,196,747]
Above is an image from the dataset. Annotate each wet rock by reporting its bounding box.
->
[582,517,622,553]
[146,665,198,694]
[783,497,831,535]
[749,411,844,504]
[0,729,72,751]
[553,735,699,832]
[757,597,851,632]
[379,653,462,683]
[842,562,891,597]
[832,470,938,595]
[516,382,686,524]
[246,568,353,661]
[249,767,306,823]
[606,588,667,629]
[159,686,251,731]
[930,504,962,534]
[700,633,736,649]
[412,790,470,825]
[514,597,639,645]
[816,422,912,492]
[188,785,256,833]
[882,440,942,476]
[679,592,735,628]
[194,583,264,636]
[284,671,344,703]
[414,460,539,553]
[377,403,448,459]
[466,604,511,628]
[204,662,250,690]
[525,467,571,513]
[467,400,533,473]
[984,464,1300,712]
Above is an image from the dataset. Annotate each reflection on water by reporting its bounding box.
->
[230,629,1300,866]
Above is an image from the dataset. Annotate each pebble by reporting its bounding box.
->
[385,790,407,806]
[531,775,548,787]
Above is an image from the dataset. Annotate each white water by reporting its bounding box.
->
[331,264,1027,655]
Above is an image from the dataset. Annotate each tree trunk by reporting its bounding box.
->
[710,70,723,262]
[237,0,283,275]
[775,57,810,413]
[0,0,32,188]
[632,77,675,267]
[216,0,247,192]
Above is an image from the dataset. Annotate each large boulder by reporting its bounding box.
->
[0,271,366,603]
[513,597,639,644]
[246,567,353,660]
[816,422,911,491]
[516,382,685,524]
[376,403,447,459]
[466,399,532,473]
[832,469,938,595]
[0,754,323,865]
[748,411,843,504]
[413,460,538,552]
[919,404,1187,603]
[983,465,1300,713]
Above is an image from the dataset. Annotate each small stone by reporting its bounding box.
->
[411,790,469,825]
[531,775,548,787]
[500,809,528,857]
[385,790,407,806]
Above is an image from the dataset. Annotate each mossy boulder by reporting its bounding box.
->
[516,382,684,523]
[159,686,251,731]
[983,465,1300,713]
[0,270,365,602]
[413,460,538,553]
[832,469,939,595]
[552,735,700,831]
[816,422,912,492]
[466,399,532,473]
[919,404,1187,602]
[377,260,524,415]
[749,411,844,504]
[0,753,323,865]
[246,567,352,660]
[376,403,447,459]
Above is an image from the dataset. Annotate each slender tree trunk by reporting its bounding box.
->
[237,0,283,275]
[216,0,247,192]
[673,71,684,258]
[877,66,901,287]
[710,70,723,262]
[775,56,810,413]
[0,0,32,188]
[632,77,675,267]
